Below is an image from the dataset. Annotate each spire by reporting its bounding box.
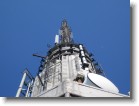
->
[60,19,72,43]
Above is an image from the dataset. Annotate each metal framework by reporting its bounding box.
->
[16,69,34,97]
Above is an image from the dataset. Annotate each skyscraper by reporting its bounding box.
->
[16,20,129,97]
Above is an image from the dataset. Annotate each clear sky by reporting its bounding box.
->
[0,0,130,97]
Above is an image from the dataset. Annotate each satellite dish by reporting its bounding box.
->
[85,73,119,93]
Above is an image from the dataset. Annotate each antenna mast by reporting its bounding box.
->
[60,19,72,43]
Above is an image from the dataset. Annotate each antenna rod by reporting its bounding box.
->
[37,74,44,86]
[32,54,46,58]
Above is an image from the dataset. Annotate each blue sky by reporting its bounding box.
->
[0,0,130,97]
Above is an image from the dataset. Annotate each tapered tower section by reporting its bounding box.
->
[16,20,128,97]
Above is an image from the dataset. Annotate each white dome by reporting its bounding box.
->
[87,73,119,93]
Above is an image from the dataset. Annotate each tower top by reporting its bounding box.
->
[60,20,72,43]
